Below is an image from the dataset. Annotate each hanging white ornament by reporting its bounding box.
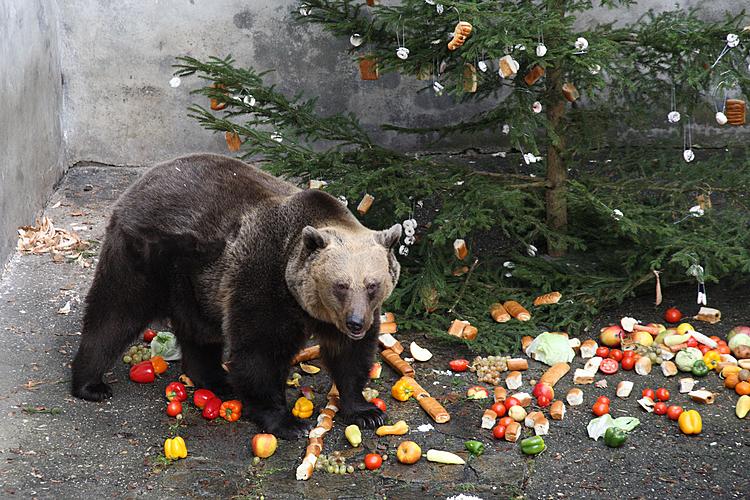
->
[424,0,435,4]
[243,94,256,106]
[350,34,364,47]
[532,101,542,114]
[504,272,513,278]
[574,37,589,52]
[503,261,515,269]
[408,218,417,228]
[726,33,739,48]
[404,236,416,245]
[299,4,311,16]
[523,153,538,164]
[514,44,526,52]
[527,244,538,257]
[396,47,410,60]
[502,124,510,135]
[432,81,445,96]
[536,43,547,57]
[402,219,415,231]
[715,111,728,125]
[169,76,181,88]
[683,149,695,162]
[612,209,624,220]
[404,226,415,237]
[689,205,704,217]
[338,196,348,206]
[667,111,681,123]
[589,64,601,75]
[436,3,444,14]
[478,60,489,72]
[271,132,283,143]
[398,245,409,256]
[683,118,694,163]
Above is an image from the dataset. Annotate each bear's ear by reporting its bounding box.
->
[302,226,330,251]
[375,224,402,250]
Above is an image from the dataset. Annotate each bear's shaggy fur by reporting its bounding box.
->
[71,154,401,438]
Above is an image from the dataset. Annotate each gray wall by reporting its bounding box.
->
[58,0,745,167]
[0,0,65,264]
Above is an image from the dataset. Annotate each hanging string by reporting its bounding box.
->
[710,43,732,69]
[670,86,676,112]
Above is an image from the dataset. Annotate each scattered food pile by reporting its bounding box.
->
[16,216,93,266]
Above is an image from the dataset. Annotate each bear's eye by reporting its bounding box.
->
[366,282,379,293]
[334,282,349,292]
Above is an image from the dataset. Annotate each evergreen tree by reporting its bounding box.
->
[173,2,750,353]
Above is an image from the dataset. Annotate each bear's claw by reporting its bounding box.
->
[259,412,314,440]
[72,381,113,402]
[342,405,386,429]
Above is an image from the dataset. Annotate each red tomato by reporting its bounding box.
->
[666,405,683,421]
[498,416,513,427]
[654,402,668,415]
[592,402,609,416]
[371,398,387,412]
[166,400,182,417]
[596,346,610,358]
[492,424,506,439]
[504,397,520,410]
[537,395,551,408]
[143,328,157,343]
[718,345,731,355]
[664,307,682,323]
[608,349,623,362]
[717,340,728,347]
[642,388,655,399]
[655,388,670,402]
[622,349,636,358]
[621,356,636,371]
[364,453,383,470]
[449,359,470,372]
[686,337,698,348]
[599,358,619,374]
[698,344,710,355]
[490,402,507,417]
[596,396,610,405]
[709,336,721,343]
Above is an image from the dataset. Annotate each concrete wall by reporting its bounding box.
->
[58,0,745,167]
[0,0,65,265]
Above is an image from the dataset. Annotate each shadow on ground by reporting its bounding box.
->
[0,164,748,499]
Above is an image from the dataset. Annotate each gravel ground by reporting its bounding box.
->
[0,164,747,499]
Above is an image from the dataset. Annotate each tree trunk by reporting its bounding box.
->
[544,0,568,257]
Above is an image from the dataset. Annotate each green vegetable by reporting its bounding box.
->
[691,360,709,377]
[675,347,703,372]
[525,333,574,365]
[520,436,546,455]
[604,427,627,448]
[728,333,750,352]
[150,331,182,361]
[587,415,641,440]
[464,440,485,456]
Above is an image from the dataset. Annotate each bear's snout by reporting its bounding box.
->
[346,315,364,335]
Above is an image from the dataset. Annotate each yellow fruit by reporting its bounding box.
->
[633,331,653,347]
[676,323,694,335]
[396,441,422,464]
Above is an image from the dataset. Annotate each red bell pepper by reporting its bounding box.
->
[129,360,155,383]
[202,397,222,420]
[193,389,216,409]
[165,382,187,402]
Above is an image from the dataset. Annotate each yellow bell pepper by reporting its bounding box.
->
[391,378,414,402]
[678,409,702,435]
[164,436,187,460]
[703,350,721,371]
[292,397,314,419]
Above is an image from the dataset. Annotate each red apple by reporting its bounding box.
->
[251,433,278,458]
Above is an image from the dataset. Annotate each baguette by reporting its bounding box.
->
[689,389,715,404]
[463,325,478,341]
[539,363,570,388]
[296,385,339,481]
[503,301,531,321]
[507,358,529,371]
[580,339,598,359]
[380,312,396,323]
[402,376,450,423]
[378,333,403,354]
[550,400,565,420]
[566,388,584,405]
[381,349,414,377]
[521,336,534,353]
[635,357,652,376]
[490,302,511,323]
[524,411,542,428]
[448,319,469,338]
[679,378,695,393]
[568,338,581,353]
[533,415,549,436]
[506,371,523,390]
[533,291,562,306]
[584,357,603,373]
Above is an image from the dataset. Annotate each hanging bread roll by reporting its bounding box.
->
[533,291,562,306]
[539,363,570,387]
[225,131,241,152]
[447,21,473,50]
[490,303,511,323]
[357,194,375,215]
[359,56,379,80]
[463,63,478,93]
[725,98,746,125]
[524,65,545,86]
[209,83,227,110]
[453,239,468,260]
[562,82,579,102]
[503,301,531,321]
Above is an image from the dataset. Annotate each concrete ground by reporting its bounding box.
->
[0,164,748,499]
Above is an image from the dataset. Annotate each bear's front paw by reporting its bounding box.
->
[259,412,314,440]
[341,404,386,429]
[72,381,113,402]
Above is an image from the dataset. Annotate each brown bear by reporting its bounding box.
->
[71,153,401,438]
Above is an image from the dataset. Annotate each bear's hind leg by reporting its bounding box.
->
[71,234,161,401]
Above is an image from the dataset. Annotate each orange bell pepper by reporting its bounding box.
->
[150,356,169,375]
[219,400,242,422]
[391,378,414,402]
[678,409,702,435]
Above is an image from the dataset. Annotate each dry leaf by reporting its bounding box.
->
[300,363,321,374]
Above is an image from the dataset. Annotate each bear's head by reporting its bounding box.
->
[287,224,402,340]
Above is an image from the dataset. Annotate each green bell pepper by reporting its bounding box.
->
[691,360,709,377]
[464,440,485,456]
[520,436,546,455]
[604,427,627,448]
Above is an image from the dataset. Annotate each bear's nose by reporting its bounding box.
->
[346,316,364,334]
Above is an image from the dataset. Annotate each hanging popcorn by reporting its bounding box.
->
[726,33,739,48]
[715,111,728,125]
[169,76,181,88]
[396,47,410,60]
[502,124,510,135]
[683,149,695,163]
[668,111,681,123]
[403,219,415,231]
[447,21,472,51]
[612,209,624,220]
[574,37,589,52]
[523,153,539,164]
[395,22,409,60]
[350,34,364,47]
[404,236,416,245]
[424,0,435,4]
[527,244,538,257]
[683,119,694,162]
[404,225,415,237]
[478,60,489,72]
[270,132,283,143]
[536,43,548,57]
[398,245,409,256]
[436,3,444,14]
[532,101,542,114]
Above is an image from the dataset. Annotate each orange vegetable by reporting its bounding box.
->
[150,356,168,375]
[736,381,750,396]
[219,400,242,422]
[724,374,739,390]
